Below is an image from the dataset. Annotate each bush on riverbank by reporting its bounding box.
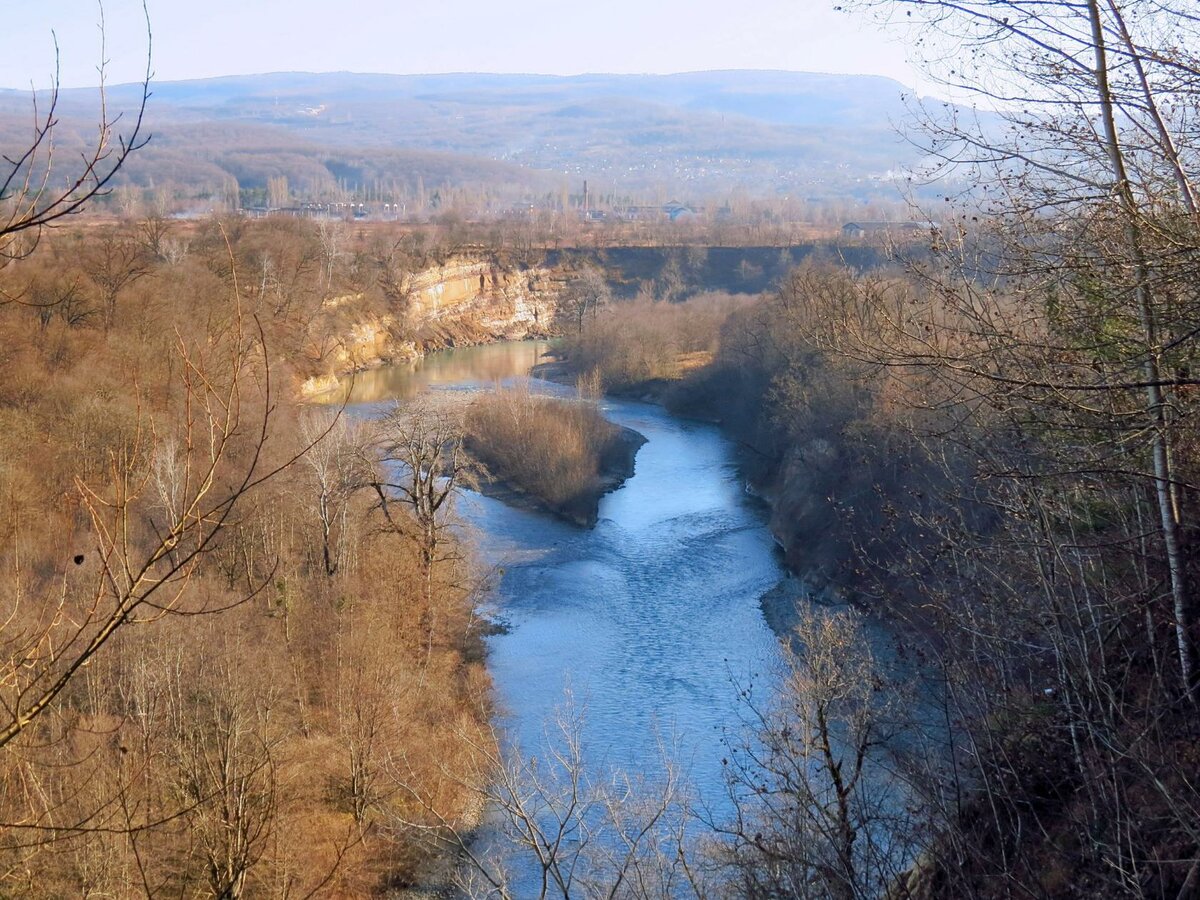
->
[559,292,750,393]
[465,383,641,524]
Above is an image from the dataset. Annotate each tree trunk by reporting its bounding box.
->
[1087,0,1195,699]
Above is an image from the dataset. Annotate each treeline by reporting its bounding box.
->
[668,268,947,585]
[559,291,752,393]
[0,113,559,217]
[0,219,498,893]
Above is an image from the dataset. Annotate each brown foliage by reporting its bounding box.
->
[465,383,626,521]
[560,292,750,392]
[0,219,495,895]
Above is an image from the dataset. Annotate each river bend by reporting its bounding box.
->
[342,342,786,816]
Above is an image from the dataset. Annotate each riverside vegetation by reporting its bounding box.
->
[464,382,645,525]
[7,142,1199,900]
[558,256,1200,896]
[0,217,501,894]
[545,5,1200,891]
[550,6,1200,887]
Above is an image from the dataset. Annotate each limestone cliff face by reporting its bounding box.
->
[299,257,560,398]
[403,258,558,346]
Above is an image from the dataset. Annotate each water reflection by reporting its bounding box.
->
[333,339,556,404]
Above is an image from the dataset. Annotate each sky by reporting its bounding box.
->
[0,0,922,90]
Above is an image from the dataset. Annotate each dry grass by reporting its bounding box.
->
[465,382,623,518]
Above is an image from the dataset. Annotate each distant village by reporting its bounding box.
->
[238,199,935,246]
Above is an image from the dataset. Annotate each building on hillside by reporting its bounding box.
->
[665,202,698,222]
[615,203,702,222]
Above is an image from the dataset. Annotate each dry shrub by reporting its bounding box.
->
[561,291,751,391]
[465,382,621,514]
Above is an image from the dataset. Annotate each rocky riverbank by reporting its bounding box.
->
[299,255,562,399]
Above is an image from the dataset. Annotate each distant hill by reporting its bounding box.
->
[0,70,937,208]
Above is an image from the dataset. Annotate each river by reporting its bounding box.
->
[339,341,792,886]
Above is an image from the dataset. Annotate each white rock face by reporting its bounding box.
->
[403,258,559,338]
[298,256,562,397]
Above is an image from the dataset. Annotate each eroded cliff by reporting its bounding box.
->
[300,256,560,397]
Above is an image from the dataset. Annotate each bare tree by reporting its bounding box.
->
[299,410,372,577]
[167,642,280,900]
[0,3,152,270]
[82,227,150,328]
[845,0,1200,698]
[559,264,612,334]
[334,639,395,825]
[0,288,293,752]
[368,399,477,669]
[370,399,475,578]
[389,696,705,900]
[718,609,914,900]
[137,212,174,260]
[317,219,345,295]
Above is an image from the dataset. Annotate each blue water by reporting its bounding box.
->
[458,395,784,801]
[338,342,790,887]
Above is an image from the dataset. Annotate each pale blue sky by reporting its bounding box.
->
[0,0,920,90]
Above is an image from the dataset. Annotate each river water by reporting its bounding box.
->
[457,390,785,794]
[340,341,789,880]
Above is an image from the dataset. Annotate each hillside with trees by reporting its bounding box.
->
[3,0,1200,896]
[0,70,944,214]
[546,1,1200,895]
[0,69,500,889]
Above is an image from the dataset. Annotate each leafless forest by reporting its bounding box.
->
[1,0,1199,897]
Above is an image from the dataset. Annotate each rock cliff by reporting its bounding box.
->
[300,256,560,397]
[404,258,558,348]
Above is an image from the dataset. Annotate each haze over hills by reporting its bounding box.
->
[0,70,938,212]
